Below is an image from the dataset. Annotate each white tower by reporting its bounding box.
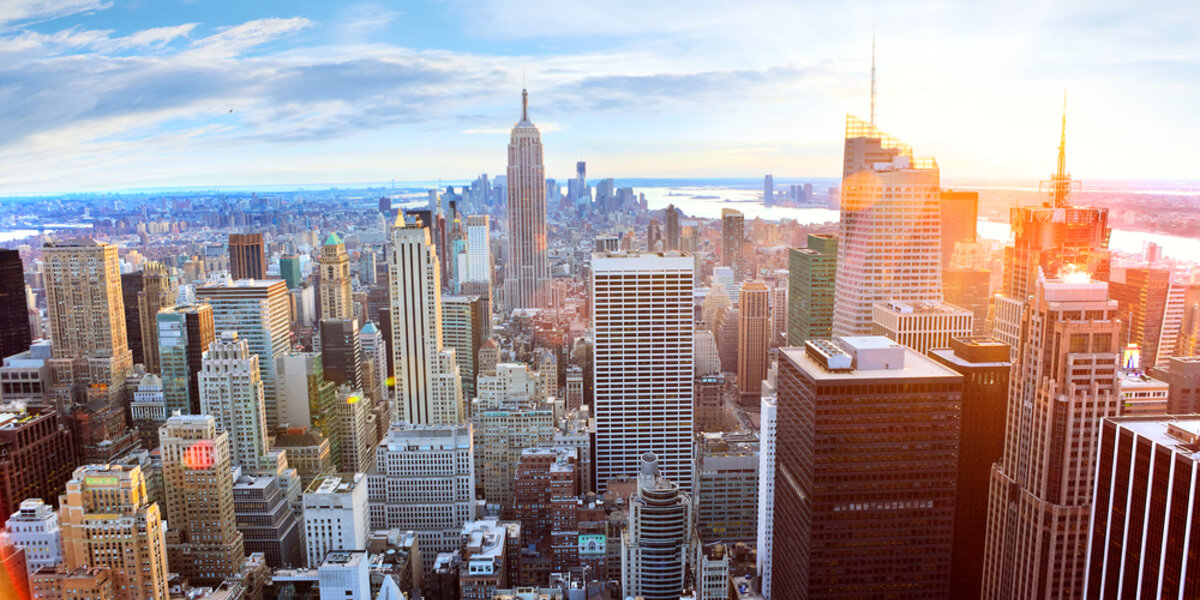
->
[592,251,695,492]
[504,89,549,310]
[388,222,463,425]
[198,331,269,469]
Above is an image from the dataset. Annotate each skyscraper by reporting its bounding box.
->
[198,332,269,469]
[320,318,362,390]
[694,432,758,544]
[720,209,745,282]
[774,337,962,599]
[756,378,778,600]
[1085,416,1200,599]
[928,336,1011,599]
[159,414,245,585]
[992,105,1110,352]
[620,453,690,600]
[1108,266,1173,368]
[833,116,942,337]
[505,89,549,310]
[871,299,973,353]
[466,215,493,287]
[280,254,302,290]
[982,271,1121,600]
[138,262,177,373]
[736,281,770,400]
[303,473,369,568]
[122,271,145,366]
[332,386,373,473]
[43,239,133,406]
[0,406,76,521]
[592,252,694,492]
[320,233,353,321]
[939,190,978,267]
[0,250,30,361]
[664,204,680,252]
[763,174,774,205]
[442,295,483,401]
[60,464,169,600]
[787,234,837,346]
[196,279,291,429]
[229,233,267,281]
[388,221,463,425]
[157,304,216,416]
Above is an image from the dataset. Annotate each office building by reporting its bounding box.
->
[664,204,680,252]
[388,222,464,425]
[232,473,303,568]
[929,336,1011,599]
[505,89,549,310]
[317,550,371,600]
[280,254,302,290]
[229,233,267,281]
[458,518,519,600]
[303,473,369,568]
[137,262,177,373]
[442,295,484,401]
[694,432,758,544]
[621,453,690,600]
[0,340,50,408]
[833,117,942,337]
[774,336,962,598]
[511,447,581,570]
[993,110,1110,352]
[787,236,838,347]
[198,332,269,469]
[0,250,30,371]
[756,372,777,600]
[5,499,62,577]
[763,174,774,204]
[592,252,694,492]
[942,267,990,335]
[871,299,973,353]
[475,402,555,510]
[466,215,493,287]
[272,428,334,487]
[0,406,75,521]
[60,464,169,600]
[982,272,1121,600]
[939,190,978,267]
[30,566,115,600]
[737,282,770,399]
[1109,266,1174,368]
[332,387,373,473]
[320,318,362,390]
[320,233,354,320]
[276,352,338,449]
[721,209,745,282]
[1161,356,1200,414]
[367,423,475,567]
[158,304,215,416]
[196,279,291,429]
[122,271,146,367]
[1084,416,1200,599]
[159,415,245,585]
[44,239,133,406]
[358,322,391,439]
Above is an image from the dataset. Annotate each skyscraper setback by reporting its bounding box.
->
[389,220,463,425]
[833,116,942,336]
[505,89,549,310]
[982,272,1121,599]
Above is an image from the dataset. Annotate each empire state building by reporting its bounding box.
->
[504,89,549,310]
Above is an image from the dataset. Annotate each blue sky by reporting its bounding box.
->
[0,0,1196,194]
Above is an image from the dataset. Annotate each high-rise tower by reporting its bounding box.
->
[320,233,353,321]
[159,414,245,585]
[198,332,269,469]
[833,117,942,337]
[992,103,1111,352]
[229,233,267,281]
[981,271,1121,600]
[138,261,178,373]
[157,304,216,416]
[388,220,463,425]
[721,209,745,282]
[0,249,31,361]
[592,252,694,492]
[737,282,770,400]
[43,239,133,406]
[504,88,549,311]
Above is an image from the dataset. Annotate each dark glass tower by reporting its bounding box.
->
[0,249,31,359]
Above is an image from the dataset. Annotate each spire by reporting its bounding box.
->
[870,31,877,126]
[1052,91,1070,207]
[521,88,529,123]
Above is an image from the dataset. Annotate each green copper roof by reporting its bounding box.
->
[323,232,343,246]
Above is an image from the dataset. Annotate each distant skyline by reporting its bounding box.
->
[0,0,1196,195]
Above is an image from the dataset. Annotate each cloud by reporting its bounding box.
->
[0,0,111,28]
[462,122,565,134]
[186,17,312,58]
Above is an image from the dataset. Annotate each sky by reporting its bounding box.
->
[0,0,1196,195]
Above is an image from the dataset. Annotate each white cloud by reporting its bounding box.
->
[187,17,313,58]
[0,0,111,28]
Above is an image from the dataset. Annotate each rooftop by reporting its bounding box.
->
[1112,416,1200,461]
[785,337,960,382]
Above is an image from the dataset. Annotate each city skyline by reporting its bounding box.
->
[0,0,1197,195]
